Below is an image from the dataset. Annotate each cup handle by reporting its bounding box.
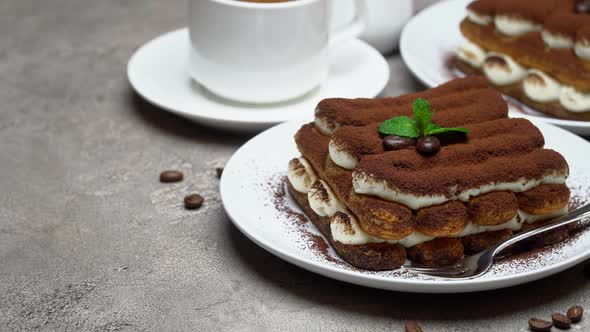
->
[329,0,368,45]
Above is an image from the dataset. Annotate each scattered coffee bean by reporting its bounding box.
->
[184,194,204,210]
[576,0,590,13]
[382,135,416,151]
[216,167,224,179]
[552,313,572,329]
[404,321,423,332]
[529,318,553,332]
[160,170,183,183]
[416,136,441,156]
[567,306,583,323]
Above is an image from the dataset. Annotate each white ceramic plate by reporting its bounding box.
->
[127,29,389,132]
[400,0,590,136]
[220,118,590,293]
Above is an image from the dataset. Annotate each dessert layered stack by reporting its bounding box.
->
[287,77,572,270]
[456,0,590,120]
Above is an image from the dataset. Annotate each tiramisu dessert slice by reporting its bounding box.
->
[287,77,571,270]
[456,0,590,121]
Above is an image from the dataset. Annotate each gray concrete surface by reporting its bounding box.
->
[1,0,589,331]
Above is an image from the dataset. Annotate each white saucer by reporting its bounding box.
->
[220,117,590,293]
[400,0,590,136]
[127,29,390,132]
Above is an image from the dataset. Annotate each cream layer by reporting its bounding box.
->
[288,158,568,247]
[352,171,567,210]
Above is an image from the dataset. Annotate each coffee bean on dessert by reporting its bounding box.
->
[184,194,204,210]
[576,0,590,13]
[160,170,184,183]
[528,318,553,332]
[404,321,423,332]
[416,136,441,156]
[215,167,224,179]
[567,306,584,323]
[382,135,416,151]
[552,313,572,329]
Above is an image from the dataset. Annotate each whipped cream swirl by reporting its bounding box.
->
[541,30,574,49]
[328,140,357,170]
[456,42,487,68]
[523,70,562,103]
[494,15,541,36]
[482,53,527,86]
[287,158,317,193]
[467,9,492,26]
[560,86,590,113]
[575,39,590,61]
[308,180,346,217]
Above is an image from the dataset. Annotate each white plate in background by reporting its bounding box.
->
[400,0,590,136]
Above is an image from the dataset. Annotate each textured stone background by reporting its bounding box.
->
[1,0,588,331]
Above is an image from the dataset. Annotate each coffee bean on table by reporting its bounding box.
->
[216,167,224,179]
[529,318,553,332]
[184,194,204,210]
[567,305,584,323]
[416,136,441,156]
[552,313,572,329]
[160,170,184,183]
[382,135,416,151]
[405,321,423,332]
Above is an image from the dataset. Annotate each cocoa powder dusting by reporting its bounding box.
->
[306,233,344,266]
[268,176,307,225]
[315,77,492,129]
[263,170,590,280]
[467,0,495,15]
[264,174,354,270]
[496,190,590,270]
[357,149,568,197]
[569,185,588,211]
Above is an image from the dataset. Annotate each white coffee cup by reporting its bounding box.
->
[188,0,368,104]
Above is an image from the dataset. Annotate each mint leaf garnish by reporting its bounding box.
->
[425,123,442,133]
[378,98,469,138]
[413,98,433,135]
[425,126,470,136]
[378,116,420,138]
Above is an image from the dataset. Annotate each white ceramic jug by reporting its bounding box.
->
[331,0,413,54]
